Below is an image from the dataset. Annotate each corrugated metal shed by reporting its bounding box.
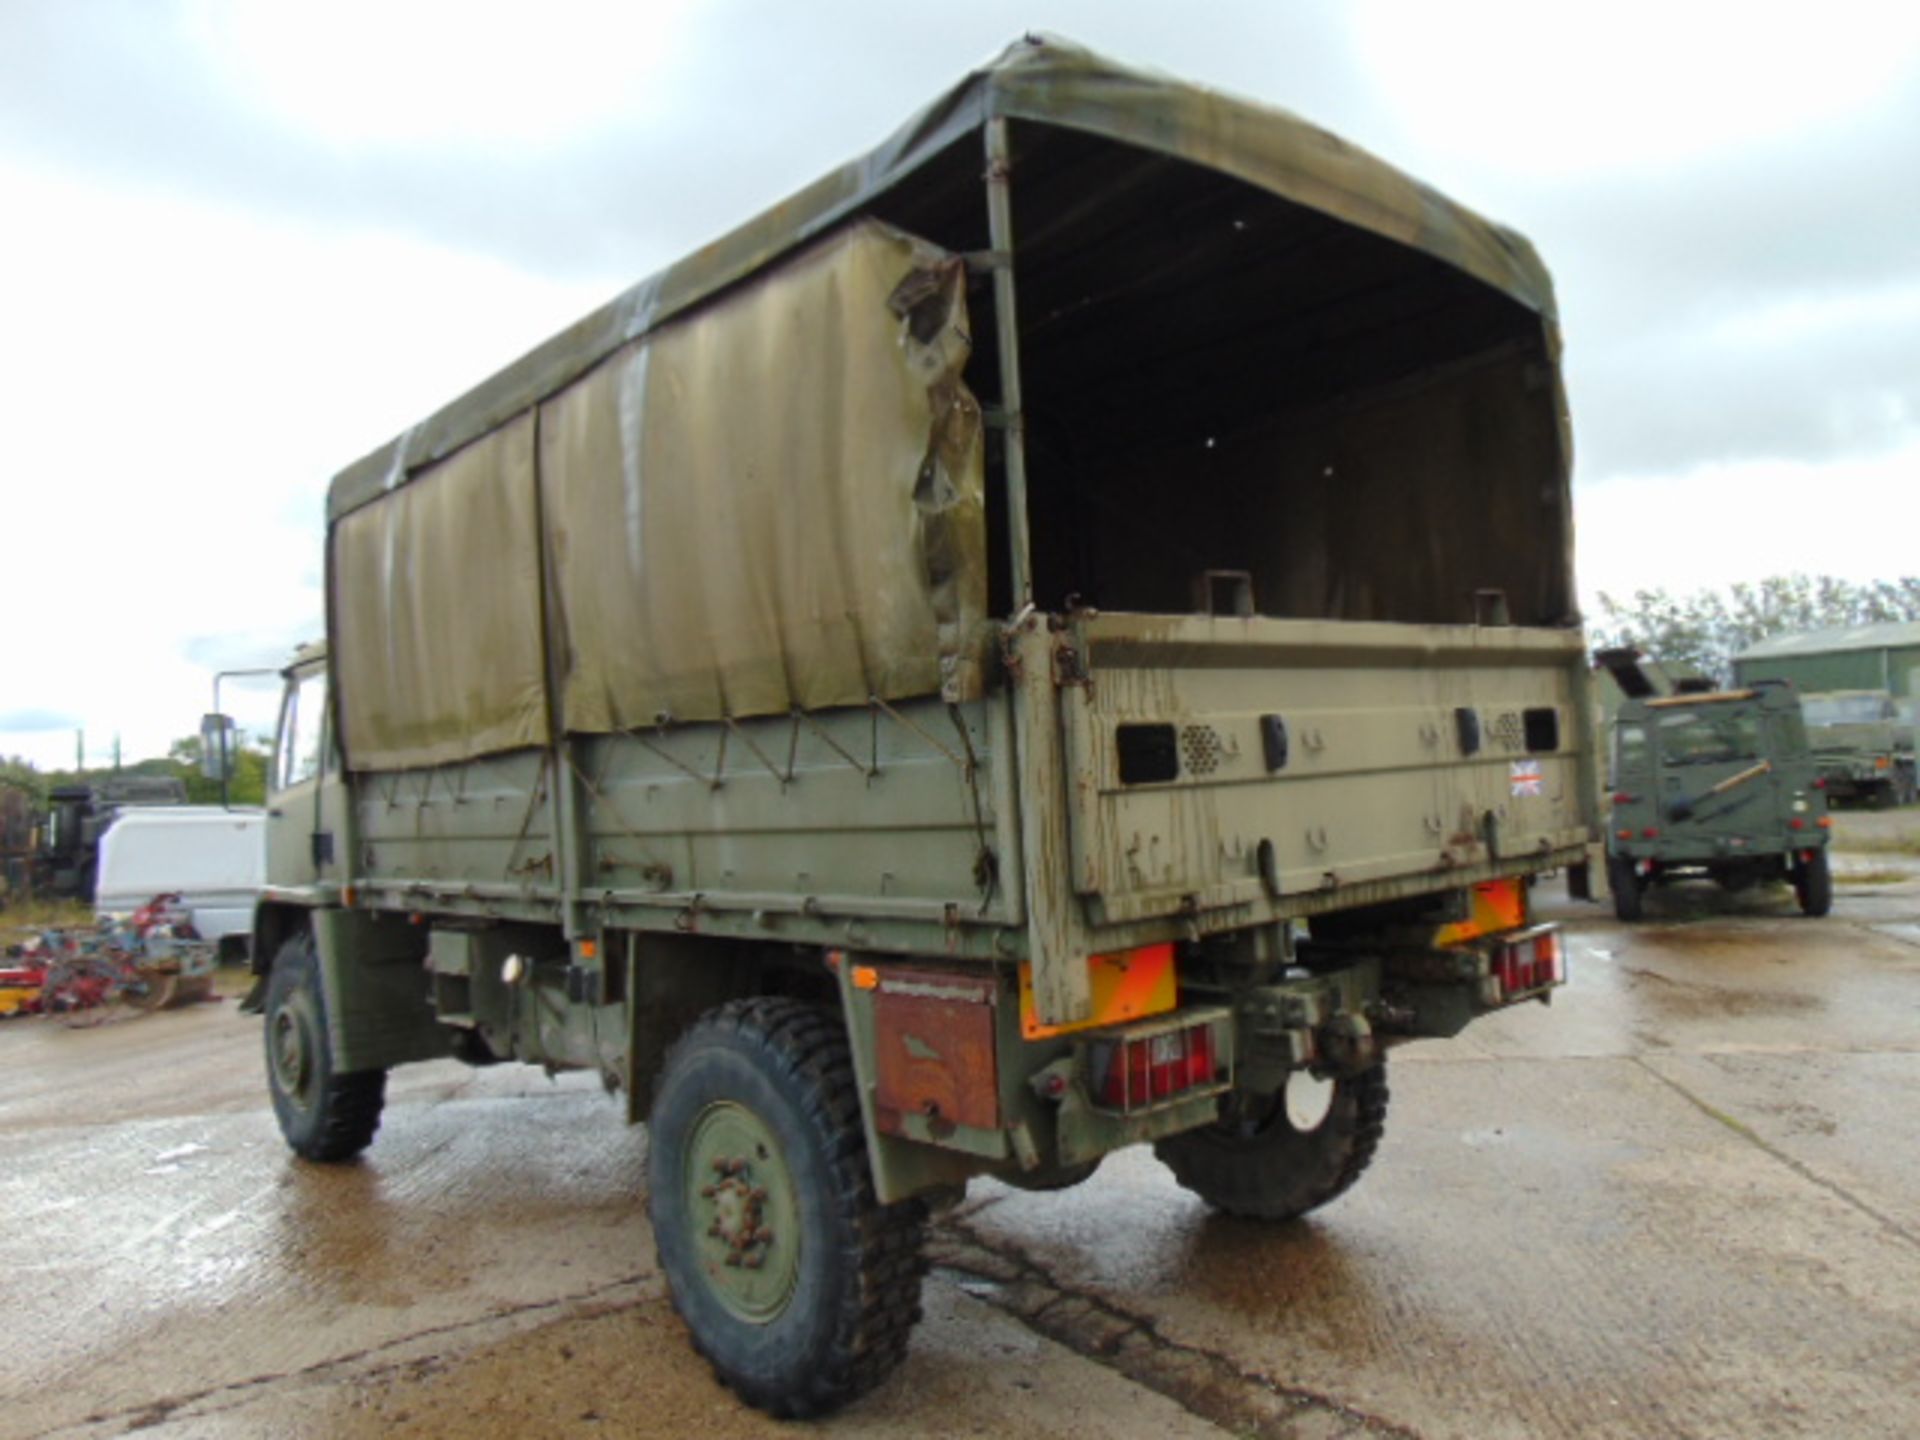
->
[1734,620,1920,698]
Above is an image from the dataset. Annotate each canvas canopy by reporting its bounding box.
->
[333,413,549,770]
[326,34,1568,772]
[327,35,1554,525]
[332,221,984,770]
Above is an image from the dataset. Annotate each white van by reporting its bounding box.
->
[95,806,266,957]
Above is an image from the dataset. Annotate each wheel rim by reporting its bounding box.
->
[1284,1070,1337,1132]
[270,988,320,1111]
[684,1100,802,1324]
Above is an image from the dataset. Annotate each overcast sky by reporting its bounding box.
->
[3,1,1917,770]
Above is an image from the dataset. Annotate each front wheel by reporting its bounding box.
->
[264,933,387,1161]
[1154,1063,1389,1221]
[1792,848,1833,918]
[649,998,926,1418]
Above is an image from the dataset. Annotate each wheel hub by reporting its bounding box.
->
[270,995,317,1106]
[702,1157,775,1269]
[1284,1070,1337,1132]
[685,1102,801,1323]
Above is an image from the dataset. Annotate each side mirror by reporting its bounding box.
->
[199,713,236,781]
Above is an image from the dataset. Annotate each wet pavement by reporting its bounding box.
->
[4,809,1918,1437]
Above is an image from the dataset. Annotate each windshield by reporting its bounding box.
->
[1655,707,1762,766]
[1801,695,1886,726]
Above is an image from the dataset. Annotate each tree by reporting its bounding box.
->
[166,734,270,806]
[0,757,46,805]
[1593,574,1920,685]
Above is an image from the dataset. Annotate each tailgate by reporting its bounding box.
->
[1058,613,1597,927]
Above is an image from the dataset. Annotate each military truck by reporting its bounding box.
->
[1799,690,1917,806]
[1600,652,1831,921]
[232,39,1599,1416]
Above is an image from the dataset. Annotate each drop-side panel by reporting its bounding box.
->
[348,699,1014,945]
[352,750,558,898]
[570,699,1004,927]
[1062,614,1597,927]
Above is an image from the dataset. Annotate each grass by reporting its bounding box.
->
[1,897,93,945]
[1836,833,1920,856]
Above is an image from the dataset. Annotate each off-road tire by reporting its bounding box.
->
[649,998,926,1418]
[1609,853,1645,922]
[1792,848,1833,918]
[264,932,387,1161]
[1154,1063,1389,1221]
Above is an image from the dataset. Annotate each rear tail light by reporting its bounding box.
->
[1492,927,1565,1001]
[1087,1016,1227,1114]
[1641,827,1660,838]
[1813,778,1828,789]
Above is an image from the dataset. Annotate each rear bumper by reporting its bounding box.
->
[1613,835,1826,864]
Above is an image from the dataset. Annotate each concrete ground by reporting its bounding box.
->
[3,808,1917,1438]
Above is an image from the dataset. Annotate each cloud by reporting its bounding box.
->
[0,709,79,733]
[1,0,1916,764]
[0,3,1370,283]
[181,627,312,675]
[1574,437,1920,602]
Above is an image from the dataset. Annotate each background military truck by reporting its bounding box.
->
[1599,651,1831,921]
[1798,690,1917,806]
[231,38,1600,1417]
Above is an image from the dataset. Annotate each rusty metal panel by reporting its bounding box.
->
[872,967,1000,1135]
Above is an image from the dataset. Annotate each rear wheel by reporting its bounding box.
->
[1792,848,1833,918]
[1608,853,1645,922]
[264,932,386,1161]
[1154,1063,1388,1221]
[649,998,926,1417]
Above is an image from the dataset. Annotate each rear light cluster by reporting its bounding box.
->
[1492,928,1565,1001]
[1087,1017,1226,1114]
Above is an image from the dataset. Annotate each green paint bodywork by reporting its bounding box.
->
[1797,691,1917,802]
[261,37,1598,1206]
[1607,684,1828,879]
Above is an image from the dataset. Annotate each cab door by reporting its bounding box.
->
[266,662,340,891]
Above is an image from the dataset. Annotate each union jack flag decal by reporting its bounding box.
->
[1510,759,1544,797]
